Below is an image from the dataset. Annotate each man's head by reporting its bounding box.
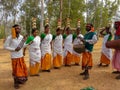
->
[12,24,21,34]
[86,23,92,32]
[44,24,50,34]
[114,21,120,30]
[90,24,93,28]
[105,26,110,33]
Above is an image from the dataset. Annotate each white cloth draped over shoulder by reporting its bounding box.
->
[29,36,41,65]
[73,34,84,56]
[53,34,63,57]
[102,34,112,60]
[41,34,52,57]
[64,34,73,57]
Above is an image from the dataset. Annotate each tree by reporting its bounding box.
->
[20,0,40,35]
[0,0,21,37]
[0,0,119,38]
[46,0,86,34]
[86,0,119,29]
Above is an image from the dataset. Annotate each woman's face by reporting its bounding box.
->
[45,27,50,33]
[33,30,38,37]
[76,29,80,34]
[56,30,61,35]
[66,30,69,35]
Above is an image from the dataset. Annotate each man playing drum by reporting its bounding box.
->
[80,23,97,80]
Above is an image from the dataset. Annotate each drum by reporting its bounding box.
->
[106,39,120,49]
[73,44,85,54]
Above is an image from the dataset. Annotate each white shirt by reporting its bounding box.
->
[53,34,63,57]
[41,34,52,57]
[29,36,41,65]
[64,34,73,56]
[29,36,41,51]
[101,34,112,60]
[4,35,24,58]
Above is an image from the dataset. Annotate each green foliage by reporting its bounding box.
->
[46,0,61,34]
[46,0,86,34]
[0,0,21,22]
[87,0,119,30]
[0,0,119,37]
[20,0,40,35]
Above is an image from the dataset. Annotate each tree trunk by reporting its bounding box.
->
[60,0,62,26]
[4,13,8,38]
[40,0,44,32]
[13,13,16,24]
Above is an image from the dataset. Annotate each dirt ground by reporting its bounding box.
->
[0,38,120,90]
